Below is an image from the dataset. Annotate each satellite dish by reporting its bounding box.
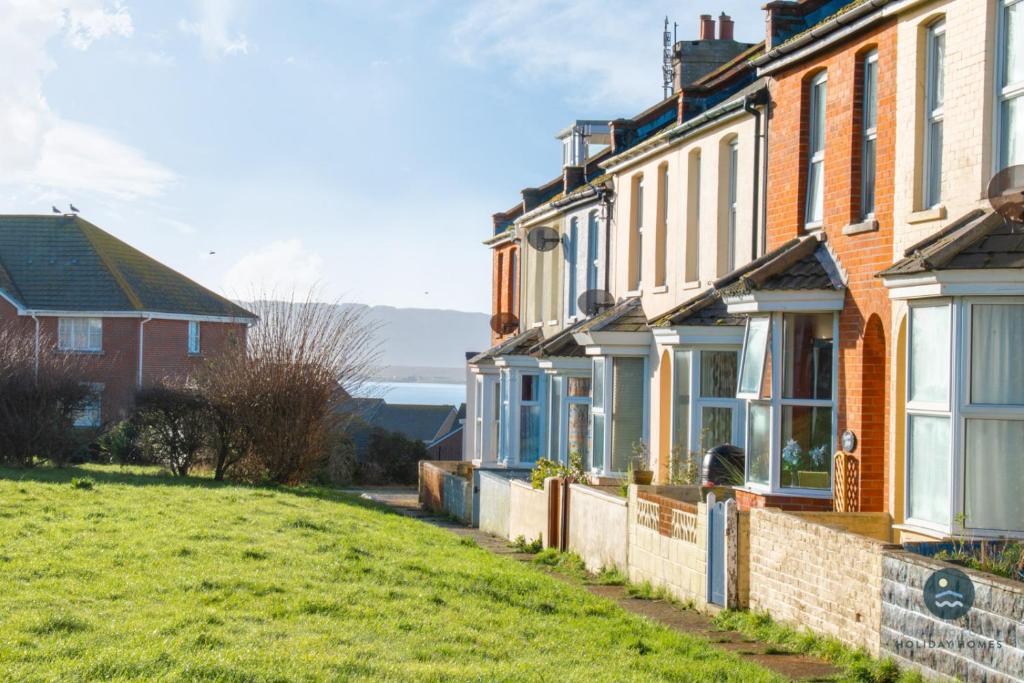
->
[526,226,560,252]
[489,312,519,336]
[577,289,614,317]
[988,165,1024,225]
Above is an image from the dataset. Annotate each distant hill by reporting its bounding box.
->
[340,304,490,378]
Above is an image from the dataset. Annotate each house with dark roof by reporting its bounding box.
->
[0,214,256,426]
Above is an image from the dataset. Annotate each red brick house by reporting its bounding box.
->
[0,214,256,426]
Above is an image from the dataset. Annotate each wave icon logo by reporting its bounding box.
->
[924,568,974,620]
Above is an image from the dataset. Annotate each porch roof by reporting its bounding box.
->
[574,297,648,333]
[719,233,844,299]
[467,327,543,365]
[527,318,589,358]
[878,210,1024,277]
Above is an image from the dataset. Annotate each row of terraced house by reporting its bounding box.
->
[423,1,1024,680]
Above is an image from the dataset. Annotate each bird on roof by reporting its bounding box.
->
[208,251,216,255]
[69,204,79,213]
[51,206,60,214]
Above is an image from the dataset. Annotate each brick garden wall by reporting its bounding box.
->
[764,17,897,512]
[748,509,897,655]
[419,461,458,513]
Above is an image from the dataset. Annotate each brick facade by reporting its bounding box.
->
[0,302,247,424]
[759,18,897,512]
[489,240,518,345]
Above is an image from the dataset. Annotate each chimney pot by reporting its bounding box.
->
[718,13,734,41]
[699,14,715,40]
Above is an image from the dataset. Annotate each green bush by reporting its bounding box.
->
[530,451,585,489]
[97,421,144,465]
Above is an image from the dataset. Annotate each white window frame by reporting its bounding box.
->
[547,373,592,465]
[860,50,879,219]
[73,384,103,428]
[632,176,645,290]
[474,375,485,460]
[902,297,1024,538]
[805,71,828,229]
[922,20,945,209]
[740,312,839,497]
[996,0,1024,171]
[566,218,579,320]
[726,140,738,273]
[685,150,702,285]
[589,355,648,477]
[586,210,600,294]
[58,317,102,352]
[188,320,201,355]
[516,371,545,464]
[671,347,745,458]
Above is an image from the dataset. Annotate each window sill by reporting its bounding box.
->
[530,322,543,329]
[907,205,946,224]
[682,281,702,291]
[803,222,824,232]
[624,289,642,297]
[61,349,104,355]
[546,320,559,326]
[651,285,669,294]
[188,352,203,357]
[842,218,879,236]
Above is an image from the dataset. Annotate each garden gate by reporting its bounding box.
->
[706,493,726,607]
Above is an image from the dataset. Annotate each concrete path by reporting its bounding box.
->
[349,487,841,682]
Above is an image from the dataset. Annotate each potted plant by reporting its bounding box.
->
[630,440,654,485]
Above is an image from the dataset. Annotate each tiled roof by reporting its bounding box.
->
[467,327,544,364]
[528,318,589,358]
[878,210,1024,277]
[575,297,649,333]
[718,233,844,298]
[652,288,746,328]
[0,215,255,319]
[371,403,456,443]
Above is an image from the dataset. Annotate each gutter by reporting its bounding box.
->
[754,0,893,75]
[137,316,152,388]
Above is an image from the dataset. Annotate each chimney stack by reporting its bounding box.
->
[699,14,715,40]
[718,13,735,41]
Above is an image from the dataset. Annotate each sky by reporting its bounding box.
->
[0,0,764,314]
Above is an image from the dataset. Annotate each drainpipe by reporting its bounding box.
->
[743,89,768,261]
[31,314,40,379]
[137,316,152,388]
[598,186,613,296]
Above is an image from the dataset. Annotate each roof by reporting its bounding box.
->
[0,215,255,319]
[371,403,457,443]
[652,288,746,327]
[718,233,845,299]
[528,318,589,358]
[878,210,1024,277]
[575,297,649,333]
[467,327,544,364]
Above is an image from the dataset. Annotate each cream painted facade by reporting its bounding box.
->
[519,212,565,336]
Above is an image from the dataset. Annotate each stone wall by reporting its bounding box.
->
[881,550,1024,682]
[567,484,628,572]
[748,509,897,655]
[626,486,709,609]
[508,479,553,546]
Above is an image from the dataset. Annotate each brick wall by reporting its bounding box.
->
[763,18,897,512]
[747,508,897,655]
[142,319,246,386]
[418,460,457,512]
[490,241,518,345]
[736,489,834,512]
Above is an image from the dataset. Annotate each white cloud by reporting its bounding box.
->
[0,1,174,200]
[179,0,250,59]
[450,1,763,111]
[223,239,324,296]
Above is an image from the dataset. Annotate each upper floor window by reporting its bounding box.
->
[508,248,517,314]
[805,72,828,228]
[923,20,945,209]
[998,0,1023,169]
[685,149,701,284]
[655,164,669,288]
[860,50,879,219]
[188,321,201,354]
[630,175,644,290]
[724,139,739,273]
[566,218,579,318]
[586,211,600,293]
[58,318,102,352]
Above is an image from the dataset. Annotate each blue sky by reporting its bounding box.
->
[0,1,763,313]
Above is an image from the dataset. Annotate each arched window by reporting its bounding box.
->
[922,19,945,209]
[685,149,701,284]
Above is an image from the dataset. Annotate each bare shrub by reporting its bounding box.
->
[134,383,211,477]
[0,324,91,467]
[201,292,378,485]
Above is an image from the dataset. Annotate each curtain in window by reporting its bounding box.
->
[972,304,1024,405]
[909,305,950,404]
[747,403,771,485]
[673,350,691,454]
[965,419,1024,531]
[908,415,950,525]
[701,351,737,398]
[548,376,562,462]
[568,403,589,465]
[611,357,645,472]
[701,407,733,451]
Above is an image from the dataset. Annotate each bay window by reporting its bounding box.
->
[805,72,828,228]
[474,375,484,459]
[737,312,838,494]
[547,375,591,465]
[998,0,1023,169]
[519,373,543,463]
[673,348,743,462]
[497,368,547,465]
[903,298,1024,536]
[923,20,945,209]
[471,373,501,463]
[590,356,647,475]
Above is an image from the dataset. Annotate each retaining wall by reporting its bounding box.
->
[508,479,556,546]
[567,484,628,572]
[478,471,519,538]
[881,550,1024,682]
[747,509,897,655]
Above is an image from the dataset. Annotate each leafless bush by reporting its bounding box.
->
[0,324,91,467]
[199,291,378,484]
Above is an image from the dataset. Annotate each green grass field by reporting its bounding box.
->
[0,465,783,682]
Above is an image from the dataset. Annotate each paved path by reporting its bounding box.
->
[349,487,840,682]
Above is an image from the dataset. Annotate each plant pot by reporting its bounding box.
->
[632,469,654,486]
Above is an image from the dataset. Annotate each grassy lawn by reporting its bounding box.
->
[0,465,783,682]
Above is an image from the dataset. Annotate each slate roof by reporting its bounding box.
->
[467,327,544,364]
[371,403,457,443]
[575,297,649,333]
[528,318,590,358]
[878,210,1024,277]
[652,288,746,328]
[0,215,255,319]
[718,233,844,299]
